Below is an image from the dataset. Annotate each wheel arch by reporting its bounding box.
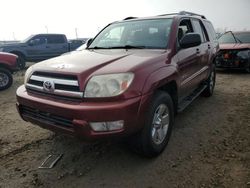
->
[157,80,178,114]
[9,50,26,60]
[0,62,12,73]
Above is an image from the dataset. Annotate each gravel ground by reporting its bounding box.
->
[0,69,249,188]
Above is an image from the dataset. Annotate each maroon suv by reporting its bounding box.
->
[0,52,18,90]
[16,11,219,157]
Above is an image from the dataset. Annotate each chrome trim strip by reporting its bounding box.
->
[181,66,209,86]
[26,84,83,98]
[30,75,79,86]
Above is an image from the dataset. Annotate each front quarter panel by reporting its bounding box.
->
[142,65,178,94]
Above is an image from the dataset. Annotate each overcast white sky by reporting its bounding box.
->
[0,0,249,40]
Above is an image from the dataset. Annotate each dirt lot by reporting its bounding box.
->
[0,69,249,188]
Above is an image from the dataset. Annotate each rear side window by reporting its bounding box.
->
[204,21,217,41]
[47,35,66,44]
[192,19,209,43]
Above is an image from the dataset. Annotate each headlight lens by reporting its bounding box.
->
[84,73,134,98]
[0,48,3,52]
[24,66,33,85]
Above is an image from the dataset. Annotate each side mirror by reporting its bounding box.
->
[28,40,34,46]
[180,33,201,49]
[86,38,93,48]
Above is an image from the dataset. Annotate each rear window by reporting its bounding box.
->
[47,35,66,44]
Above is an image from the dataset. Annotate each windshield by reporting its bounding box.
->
[89,18,173,49]
[21,35,34,43]
[218,32,250,44]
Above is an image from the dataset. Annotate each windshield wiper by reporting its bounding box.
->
[88,45,146,50]
[109,45,146,49]
[88,46,111,49]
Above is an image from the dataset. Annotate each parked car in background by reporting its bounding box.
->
[16,11,218,157]
[0,34,84,69]
[216,31,250,72]
[0,52,18,90]
[68,38,88,50]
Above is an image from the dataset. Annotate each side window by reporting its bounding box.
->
[204,21,217,41]
[200,22,209,42]
[30,36,47,45]
[192,19,205,43]
[178,19,194,43]
[47,35,66,44]
[192,19,209,43]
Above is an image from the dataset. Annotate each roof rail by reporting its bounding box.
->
[157,13,178,17]
[178,11,206,19]
[123,17,137,20]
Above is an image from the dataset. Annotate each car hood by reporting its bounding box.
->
[219,43,250,50]
[31,49,168,76]
[0,42,25,48]
[0,52,18,58]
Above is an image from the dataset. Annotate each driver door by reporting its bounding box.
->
[26,36,50,61]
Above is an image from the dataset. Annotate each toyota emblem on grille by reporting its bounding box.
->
[43,80,54,92]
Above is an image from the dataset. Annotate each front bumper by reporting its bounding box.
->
[16,85,147,140]
[216,58,250,69]
[215,50,250,70]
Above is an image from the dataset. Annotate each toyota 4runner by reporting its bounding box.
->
[16,11,219,157]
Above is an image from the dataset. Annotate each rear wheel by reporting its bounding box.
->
[0,68,13,91]
[202,65,216,97]
[132,91,174,157]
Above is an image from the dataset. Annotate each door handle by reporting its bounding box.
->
[46,46,50,48]
[196,49,200,54]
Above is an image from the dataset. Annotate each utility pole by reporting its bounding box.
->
[75,28,78,39]
[12,32,16,40]
[45,26,48,33]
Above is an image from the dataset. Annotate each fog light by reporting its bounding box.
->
[90,120,124,132]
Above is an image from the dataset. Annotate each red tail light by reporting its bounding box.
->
[223,53,230,59]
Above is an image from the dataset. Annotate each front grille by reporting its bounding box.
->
[26,71,83,98]
[21,105,73,129]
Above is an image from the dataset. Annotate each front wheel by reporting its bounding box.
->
[132,91,174,157]
[17,55,26,70]
[0,68,13,91]
[202,65,216,97]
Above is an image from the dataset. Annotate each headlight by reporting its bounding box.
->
[0,48,4,52]
[24,66,33,85]
[84,73,134,98]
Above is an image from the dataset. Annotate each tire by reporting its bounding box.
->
[17,55,26,70]
[131,91,174,157]
[202,64,216,97]
[0,68,13,91]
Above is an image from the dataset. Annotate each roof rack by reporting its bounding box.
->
[123,17,137,20]
[158,11,206,19]
[178,11,206,19]
[157,13,178,17]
